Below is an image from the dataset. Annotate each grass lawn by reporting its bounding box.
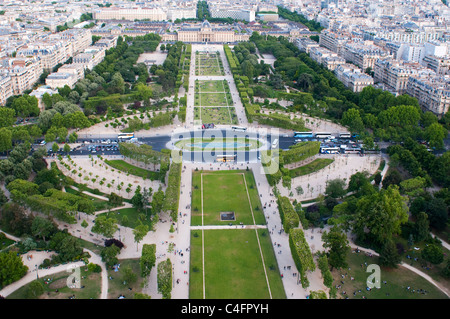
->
[175,137,261,151]
[191,170,265,226]
[189,229,285,299]
[289,158,334,178]
[107,258,146,299]
[197,80,229,93]
[104,159,163,181]
[7,265,102,299]
[196,53,224,76]
[194,107,238,125]
[194,92,232,107]
[0,236,15,250]
[395,236,450,289]
[332,250,448,299]
[97,207,155,230]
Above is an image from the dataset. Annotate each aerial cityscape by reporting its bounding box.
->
[0,0,449,306]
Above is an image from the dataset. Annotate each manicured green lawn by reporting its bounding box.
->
[104,159,163,181]
[107,258,146,299]
[191,170,265,226]
[7,265,101,299]
[98,207,155,230]
[175,137,261,151]
[289,158,334,178]
[194,107,238,125]
[196,53,224,76]
[195,93,229,106]
[332,250,448,299]
[189,229,285,299]
[197,80,228,93]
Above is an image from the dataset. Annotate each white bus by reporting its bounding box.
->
[315,132,332,139]
[272,138,279,149]
[118,133,134,140]
[320,146,340,154]
[231,126,247,131]
[339,132,351,139]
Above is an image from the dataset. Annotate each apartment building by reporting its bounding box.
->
[0,75,13,106]
[406,75,450,116]
[167,8,197,21]
[343,41,389,70]
[209,8,256,22]
[309,46,337,65]
[6,58,43,95]
[319,29,350,56]
[294,37,319,54]
[93,7,167,21]
[45,72,78,89]
[335,63,374,93]
[422,55,450,75]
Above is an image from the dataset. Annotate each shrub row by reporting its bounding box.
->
[288,228,316,288]
[277,196,299,233]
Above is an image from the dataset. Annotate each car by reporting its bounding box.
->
[40,140,47,145]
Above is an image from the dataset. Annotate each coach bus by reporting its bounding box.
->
[231,126,247,132]
[293,131,314,138]
[216,154,236,162]
[320,146,340,154]
[118,133,135,141]
[339,132,351,139]
[314,132,332,139]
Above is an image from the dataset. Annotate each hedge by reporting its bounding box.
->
[289,228,315,288]
[277,196,299,233]
[280,141,320,165]
[163,162,182,221]
[140,244,156,277]
[157,258,172,299]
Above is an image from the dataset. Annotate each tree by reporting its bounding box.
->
[413,212,430,242]
[422,244,444,265]
[133,224,149,251]
[322,226,350,270]
[426,197,448,231]
[354,185,408,248]
[63,143,71,154]
[341,108,364,133]
[0,251,28,288]
[131,186,143,211]
[379,239,401,268]
[110,72,125,94]
[31,217,56,241]
[0,107,16,128]
[100,244,120,267]
[52,142,59,153]
[92,216,118,238]
[425,122,447,150]
[270,73,283,89]
[325,178,347,199]
[0,128,13,153]
[68,132,78,143]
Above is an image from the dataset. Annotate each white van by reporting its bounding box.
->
[272,138,279,149]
